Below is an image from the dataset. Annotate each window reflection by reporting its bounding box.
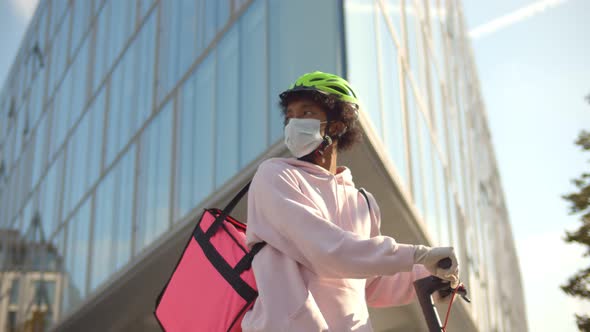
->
[204,0,218,47]
[93,4,110,91]
[87,87,106,190]
[377,8,407,187]
[407,87,424,214]
[63,197,90,314]
[69,36,89,130]
[91,162,115,291]
[91,145,136,291]
[48,8,70,96]
[39,154,63,237]
[435,154,451,245]
[217,0,231,30]
[105,9,155,168]
[345,0,382,135]
[447,188,462,260]
[51,67,72,158]
[135,104,172,252]
[215,25,239,188]
[114,146,135,271]
[176,55,215,221]
[64,111,89,219]
[136,11,156,131]
[419,112,439,239]
[70,0,92,56]
[138,0,156,20]
[239,1,268,167]
[405,2,424,92]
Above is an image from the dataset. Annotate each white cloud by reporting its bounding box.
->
[516,230,589,332]
[9,0,40,21]
[469,0,568,40]
[345,2,446,19]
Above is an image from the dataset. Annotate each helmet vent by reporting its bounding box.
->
[329,85,347,95]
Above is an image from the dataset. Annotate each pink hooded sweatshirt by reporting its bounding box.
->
[242,158,429,332]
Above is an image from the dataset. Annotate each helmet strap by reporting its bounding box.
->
[317,121,333,156]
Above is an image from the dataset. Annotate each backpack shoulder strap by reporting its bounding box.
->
[358,188,372,215]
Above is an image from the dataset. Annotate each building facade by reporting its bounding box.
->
[0,0,527,331]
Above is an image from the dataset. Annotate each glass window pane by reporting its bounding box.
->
[71,0,91,55]
[217,0,230,30]
[204,0,217,47]
[435,155,450,246]
[344,1,381,135]
[157,1,176,101]
[9,278,20,304]
[215,26,239,187]
[52,225,66,279]
[121,44,137,142]
[138,0,156,20]
[175,54,215,221]
[420,113,438,241]
[63,197,90,313]
[94,0,104,15]
[107,1,124,70]
[176,77,196,220]
[51,68,73,157]
[407,87,424,214]
[378,8,407,187]
[106,65,122,167]
[430,61,446,159]
[114,146,135,270]
[64,106,91,219]
[91,168,115,291]
[448,189,462,259]
[69,36,89,129]
[93,4,110,91]
[239,1,268,167]
[33,280,56,309]
[405,2,424,92]
[193,56,215,204]
[267,0,341,143]
[178,0,198,77]
[449,111,464,209]
[136,9,156,128]
[40,155,63,236]
[135,103,172,252]
[88,87,106,190]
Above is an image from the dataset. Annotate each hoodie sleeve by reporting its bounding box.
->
[246,160,416,279]
[362,190,431,307]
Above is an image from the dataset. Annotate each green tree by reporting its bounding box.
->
[562,126,590,331]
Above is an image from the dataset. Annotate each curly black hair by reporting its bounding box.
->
[279,90,363,151]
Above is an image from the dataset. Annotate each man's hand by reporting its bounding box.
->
[413,245,459,288]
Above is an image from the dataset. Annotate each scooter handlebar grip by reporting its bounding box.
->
[437,258,452,269]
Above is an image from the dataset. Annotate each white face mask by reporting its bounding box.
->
[284,118,327,158]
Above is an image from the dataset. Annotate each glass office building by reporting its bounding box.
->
[0,0,527,331]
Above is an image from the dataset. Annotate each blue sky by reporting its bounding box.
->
[1,0,589,331]
[463,0,590,330]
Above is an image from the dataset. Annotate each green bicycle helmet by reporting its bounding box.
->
[279,71,360,105]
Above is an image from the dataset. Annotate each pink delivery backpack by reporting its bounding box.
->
[154,182,265,331]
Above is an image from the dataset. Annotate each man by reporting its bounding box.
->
[242,71,459,331]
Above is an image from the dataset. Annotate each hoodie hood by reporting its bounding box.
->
[269,157,355,187]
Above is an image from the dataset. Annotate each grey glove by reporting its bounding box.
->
[414,245,460,288]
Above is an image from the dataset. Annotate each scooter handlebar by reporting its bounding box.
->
[413,274,470,332]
